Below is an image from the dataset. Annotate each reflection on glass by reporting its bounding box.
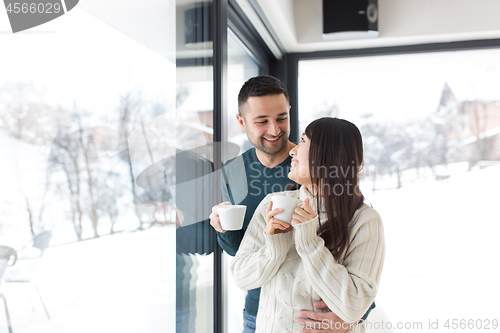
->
[225,28,261,333]
[227,29,260,152]
[299,49,500,327]
[175,1,215,332]
[0,3,176,333]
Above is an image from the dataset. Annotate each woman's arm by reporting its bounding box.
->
[294,211,385,324]
[230,199,293,290]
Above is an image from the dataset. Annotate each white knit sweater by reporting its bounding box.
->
[230,186,385,333]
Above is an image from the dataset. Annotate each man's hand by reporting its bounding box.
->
[209,202,232,232]
[297,301,354,333]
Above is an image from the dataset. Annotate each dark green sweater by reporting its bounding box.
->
[217,147,295,316]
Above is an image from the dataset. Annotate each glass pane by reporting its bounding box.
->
[225,28,261,333]
[299,49,500,328]
[175,1,215,333]
[0,3,176,333]
[227,28,260,152]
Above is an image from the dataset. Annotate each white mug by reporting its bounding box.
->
[271,195,304,224]
[217,205,246,230]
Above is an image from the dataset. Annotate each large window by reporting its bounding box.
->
[298,48,500,330]
[0,4,176,333]
[225,27,261,332]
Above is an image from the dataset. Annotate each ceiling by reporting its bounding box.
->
[75,0,500,61]
[254,0,500,53]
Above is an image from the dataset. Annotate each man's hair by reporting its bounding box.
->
[238,75,289,116]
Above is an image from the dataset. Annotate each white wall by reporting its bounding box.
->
[78,0,176,61]
[257,0,500,52]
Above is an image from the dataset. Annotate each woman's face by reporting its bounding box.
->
[288,133,311,187]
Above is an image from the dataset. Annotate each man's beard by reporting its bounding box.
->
[253,132,288,155]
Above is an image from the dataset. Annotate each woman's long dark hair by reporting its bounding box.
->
[305,117,364,261]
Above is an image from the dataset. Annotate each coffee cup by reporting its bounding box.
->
[217,205,246,230]
[271,195,304,224]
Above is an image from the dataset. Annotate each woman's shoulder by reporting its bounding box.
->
[347,204,384,245]
[351,203,383,228]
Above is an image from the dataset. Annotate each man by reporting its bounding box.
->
[210,75,374,333]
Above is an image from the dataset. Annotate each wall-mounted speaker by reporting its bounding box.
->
[322,0,378,41]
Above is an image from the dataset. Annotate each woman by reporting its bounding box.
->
[230,117,385,333]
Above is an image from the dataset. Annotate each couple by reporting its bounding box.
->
[210,76,384,333]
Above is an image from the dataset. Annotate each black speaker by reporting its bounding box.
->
[322,0,378,41]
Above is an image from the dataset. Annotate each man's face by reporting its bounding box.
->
[237,94,291,155]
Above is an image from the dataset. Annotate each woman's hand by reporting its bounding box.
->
[291,198,317,226]
[265,200,293,235]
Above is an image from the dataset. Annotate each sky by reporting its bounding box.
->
[0,5,175,123]
[299,48,500,127]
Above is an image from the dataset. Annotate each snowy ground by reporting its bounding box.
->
[362,164,500,332]
[0,227,175,333]
[1,164,499,333]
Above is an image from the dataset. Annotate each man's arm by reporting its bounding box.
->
[359,301,376,322]
[297,300,375,333]
[297,301,349,333]
[216,230,244,256]
[209,164,245,256]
